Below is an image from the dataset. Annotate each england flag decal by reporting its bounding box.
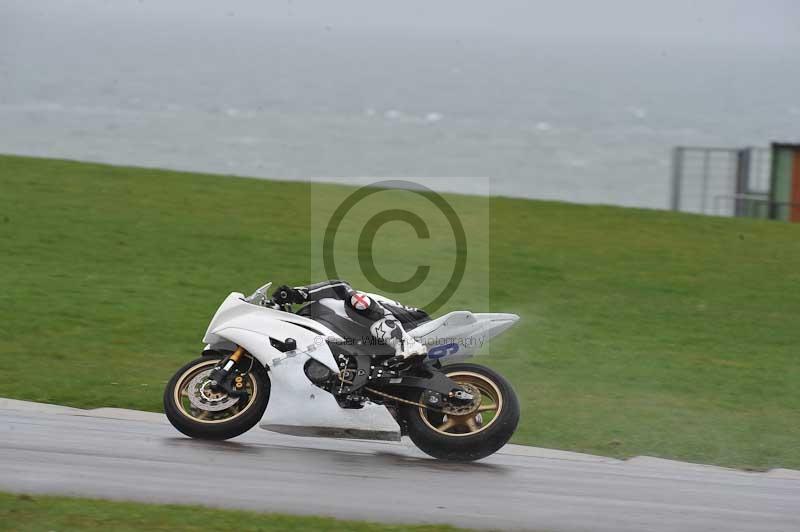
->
[350,293,371,310]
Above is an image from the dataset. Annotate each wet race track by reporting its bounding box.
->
[1,401,798,532]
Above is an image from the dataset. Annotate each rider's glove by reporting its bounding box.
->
[273,285,306,305]
[263,299,282,310]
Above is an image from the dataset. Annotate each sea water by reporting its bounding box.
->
[1,11,798,209]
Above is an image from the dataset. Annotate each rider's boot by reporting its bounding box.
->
[370,317,427,366]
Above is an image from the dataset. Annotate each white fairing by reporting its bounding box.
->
[203,292,341,371]
[202,290,519,441]
[263,347,402,441]
[203,292,402,440]
[412,311,520,362]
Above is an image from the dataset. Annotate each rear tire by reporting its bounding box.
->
[402,363,519,461]
[164,355,270,440]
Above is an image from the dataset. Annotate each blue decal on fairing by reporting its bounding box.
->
[427,342,459,359]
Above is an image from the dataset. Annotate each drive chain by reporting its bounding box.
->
[364,386,447,414]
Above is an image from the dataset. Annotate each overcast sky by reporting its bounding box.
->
[3,0,799,47]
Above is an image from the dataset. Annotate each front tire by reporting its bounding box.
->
[402,363,520,461]
[164,354,270,440]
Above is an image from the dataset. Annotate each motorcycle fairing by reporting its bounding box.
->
[412,311,520,361]
[203,292,342,371]
[260,347,402,441]
[202,292,402,440]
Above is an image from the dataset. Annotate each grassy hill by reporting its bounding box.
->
[0,492,465,532]
[2,154,799,470]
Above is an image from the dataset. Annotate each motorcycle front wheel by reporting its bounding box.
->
[402,363,520,461]
[163,354,270,440]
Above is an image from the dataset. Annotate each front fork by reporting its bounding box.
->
[209,346,248,398]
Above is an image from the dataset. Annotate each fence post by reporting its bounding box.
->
[670,147,684,211]
[734,148,750,217]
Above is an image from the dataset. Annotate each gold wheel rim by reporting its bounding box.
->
[419,370,503,437]
[173,359,259,424]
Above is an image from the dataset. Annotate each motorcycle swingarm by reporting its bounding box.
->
[337,356,461,397]
[379,372,462,396]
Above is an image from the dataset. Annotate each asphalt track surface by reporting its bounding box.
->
[1,400,798,532]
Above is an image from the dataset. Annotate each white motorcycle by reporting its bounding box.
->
[164,281,521,461]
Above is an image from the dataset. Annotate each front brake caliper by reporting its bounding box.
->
[209,347,248,398]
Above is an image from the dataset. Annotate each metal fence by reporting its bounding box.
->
[670,146,771,217]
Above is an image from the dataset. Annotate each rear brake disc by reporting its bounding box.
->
[440,383,481,416]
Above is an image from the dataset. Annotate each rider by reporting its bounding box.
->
[271,280,428,362]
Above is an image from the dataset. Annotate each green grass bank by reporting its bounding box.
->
[0,492,466,532]
[1,154,798,469]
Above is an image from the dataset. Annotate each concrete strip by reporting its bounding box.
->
[767,469,800,480]
[1,397,797,477]
[84,408,167,424]
[0,398,84,416]
[625,456,748,475]
[500,443,623,464]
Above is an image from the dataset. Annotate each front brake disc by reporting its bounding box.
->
[186,370,239,412]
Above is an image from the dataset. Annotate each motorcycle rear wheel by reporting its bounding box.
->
[402,363,520,461]
[164,354,270,440]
